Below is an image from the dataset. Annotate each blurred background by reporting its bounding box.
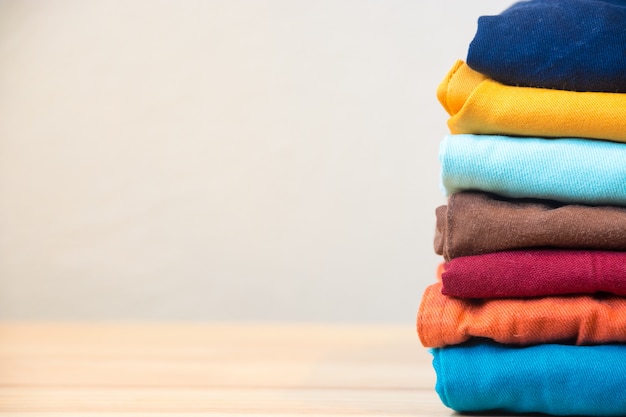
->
[0,0,512,322]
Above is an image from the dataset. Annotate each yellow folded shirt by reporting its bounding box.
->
[438,60,626,142]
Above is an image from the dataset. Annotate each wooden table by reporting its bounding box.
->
[0,322,454,416]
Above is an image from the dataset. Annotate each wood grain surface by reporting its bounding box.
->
[0,323,454,416]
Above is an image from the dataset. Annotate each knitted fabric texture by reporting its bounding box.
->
[433,341,626,416]
[437,60,626,142]
[440,134,626,205]
[466,0,626,92]
[441,249,626,298]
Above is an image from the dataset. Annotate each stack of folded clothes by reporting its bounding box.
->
[416,0,626,415]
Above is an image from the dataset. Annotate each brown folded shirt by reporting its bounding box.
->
[435,191,626,261]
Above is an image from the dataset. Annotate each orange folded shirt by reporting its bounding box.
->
[437,60,626,142]
[417,282,626,347]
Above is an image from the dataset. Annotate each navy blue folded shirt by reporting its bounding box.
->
[467,0,626,92]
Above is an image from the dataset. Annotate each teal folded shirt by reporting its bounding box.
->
[440,134,626,205]
[433,341,626,416]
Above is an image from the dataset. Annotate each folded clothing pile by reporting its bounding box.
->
[417,0,626,415]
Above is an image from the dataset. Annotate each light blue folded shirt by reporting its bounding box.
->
[433,341,626,416]
[440,134,626,205]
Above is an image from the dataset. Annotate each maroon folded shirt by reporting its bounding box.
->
[441,249,626,298]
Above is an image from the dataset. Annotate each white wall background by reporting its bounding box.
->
[0,0,512,322]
